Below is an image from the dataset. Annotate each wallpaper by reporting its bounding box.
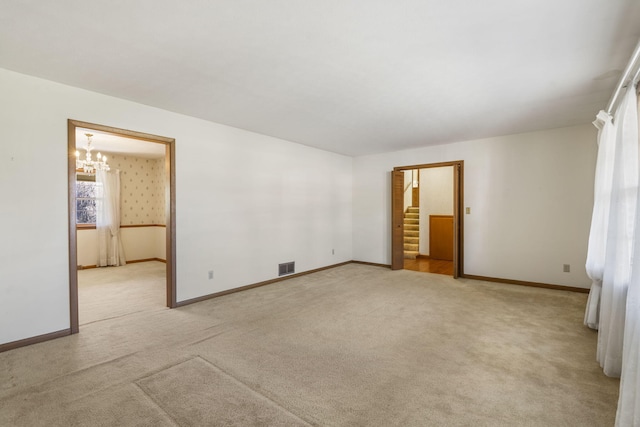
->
[104,153,166,225]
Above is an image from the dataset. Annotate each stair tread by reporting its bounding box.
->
[403,250,419,259]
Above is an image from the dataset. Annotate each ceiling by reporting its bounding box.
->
[2,1,640,156]
[76,128,165,159]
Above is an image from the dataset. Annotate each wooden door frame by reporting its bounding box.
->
[391,161,464,278]
[67,119,177,334]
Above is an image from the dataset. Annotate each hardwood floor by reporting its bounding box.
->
[404,256,453,275]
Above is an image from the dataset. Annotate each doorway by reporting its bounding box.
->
[391,161,463,277]
[67,120,176,334]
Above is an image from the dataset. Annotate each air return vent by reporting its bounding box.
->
[278,261,295,276]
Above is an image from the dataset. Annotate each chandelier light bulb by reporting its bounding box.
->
[76,132,110,173]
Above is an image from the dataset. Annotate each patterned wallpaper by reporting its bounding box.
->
[104,153,165,225]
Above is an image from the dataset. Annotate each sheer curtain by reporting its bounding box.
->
[96,170,126,267]
[617,90,640,426]
[584,110,616,329]
[597,86,639,377]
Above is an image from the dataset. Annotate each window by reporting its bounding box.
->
[76,174,100,225]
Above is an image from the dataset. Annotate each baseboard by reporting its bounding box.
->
[350,260,392,268]
[77,224,166,230]
[0,329,71,353]
[175,261,353,308]
[461,274,589,293]
[78,258,166,269]
[127,258,166,264]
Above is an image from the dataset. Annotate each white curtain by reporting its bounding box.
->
[597,87,639,377]
[617,89,640,426]
[585,110,616,329]
[96,170,126,267]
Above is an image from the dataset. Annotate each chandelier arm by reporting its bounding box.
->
[76,133,110,173]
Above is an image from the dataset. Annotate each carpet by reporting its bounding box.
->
[0,263,620,426]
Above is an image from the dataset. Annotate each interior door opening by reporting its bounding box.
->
[391,161,463,278]
[67,120,176,334]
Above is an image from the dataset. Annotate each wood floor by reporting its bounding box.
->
[404,256,453,275]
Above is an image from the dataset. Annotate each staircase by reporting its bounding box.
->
[404,206,420,259]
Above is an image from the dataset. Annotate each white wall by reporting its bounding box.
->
[0,68,352,345]
[353,124,597,288]
[77,227,166,267]
[77,229,99,267]
[403,170,412,211]
[120,227,166,262]
[154,226,166,261]
[418,166,453,255]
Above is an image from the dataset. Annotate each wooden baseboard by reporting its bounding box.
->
[175,261,353,307]
[127,258,166,264]
[461,274,589,293]
[77,224,166,230]
[0,329,71,353]
[120,224,166,228]
[350,260,392,268]
[78,258,166,269]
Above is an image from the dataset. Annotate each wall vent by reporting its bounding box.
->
[278,261,295,276]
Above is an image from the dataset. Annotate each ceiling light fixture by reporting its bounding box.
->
[75,133,110,173]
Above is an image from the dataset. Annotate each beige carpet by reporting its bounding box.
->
[0,263,620,426]
[78,261,167,325]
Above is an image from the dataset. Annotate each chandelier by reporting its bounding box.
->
[75,133,110,173]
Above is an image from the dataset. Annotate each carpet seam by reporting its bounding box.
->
[195,355,315,426]
[133,382,182,427]
[132,355,200,384]
[79,309,149,326]
[183,330,229,347]
[0,352,142,401]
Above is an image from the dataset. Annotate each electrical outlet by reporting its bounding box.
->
[466,207,471,214]
[332,249,335,255]
[208,270,214,279]
[563,264,570,273]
